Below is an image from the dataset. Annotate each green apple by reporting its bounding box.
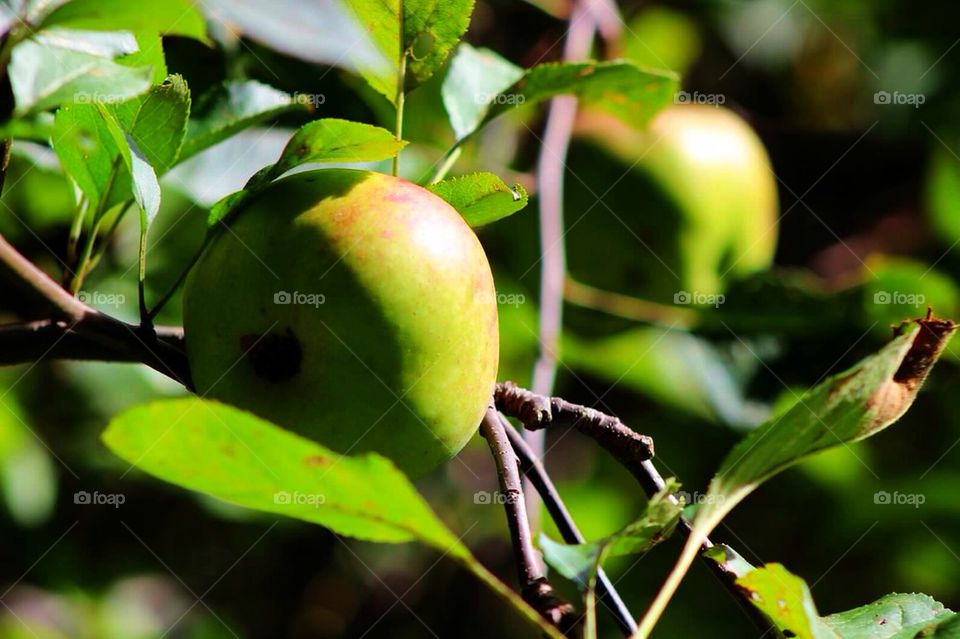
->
[182,169,500,477]
[567,104,779,302]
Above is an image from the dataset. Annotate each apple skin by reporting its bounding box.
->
[568,104,779,300]
[182,169,500,477]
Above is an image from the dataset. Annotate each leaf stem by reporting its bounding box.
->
[429,144,462,184]
[392,54,406,177]
[64,197,89,279]
[137,208,153,333]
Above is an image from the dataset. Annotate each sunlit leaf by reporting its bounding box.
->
[39,0,208,42]
[428,172,528,227]
[262,119,406,182]
[442,44,524,141]
[736,563,959,639]
[345,0,474,103]
[9,39,152,115]
[455,60,678,142]
[103,398,565,639]
[111,74,191,174]
[639,317,957,639]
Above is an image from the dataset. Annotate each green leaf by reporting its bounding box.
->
[823,593,955,638]
[31,28,139,57]
[639,317,957,638]
[180,80,307,161]
[111,74,191,173]
[39,0,208,42]
[204,120,404,229]
[442,44,524,140]
[103,398,565,639]
[9,39,153,115]
[343,0,398,101]
[402,0,474,85]
[51,103,130,214]
[736,563,959,639]
[200,0,389,87]
[118,31,168,84]
[345,0,475,103]
[98,104,161,227]
[427,172,528,227]
[735,563,836,639]
[206,188,252,229]
[458,60,678,142]
[701,318,955,531]
[540,479,681,590]
[103,398,461,545]
[264,119,407,181]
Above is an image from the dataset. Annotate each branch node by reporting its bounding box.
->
[522,577,582,635]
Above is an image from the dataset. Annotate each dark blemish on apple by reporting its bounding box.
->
[305,455,329,467]
[240,330,302,382]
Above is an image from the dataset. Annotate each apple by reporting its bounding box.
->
[182,169,500,477]
[566,104,779,302]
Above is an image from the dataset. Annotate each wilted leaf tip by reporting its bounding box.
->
[865,312,956,432]
[892,311,957,389]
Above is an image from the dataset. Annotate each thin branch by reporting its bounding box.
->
[0,232,191,386]
[501,413,637,637]
[480,409,581,636]
[528,0,599,529]
[494,382,775,634]
[0,316,190,385]
[0,233,89,321]
[495,382,655,481]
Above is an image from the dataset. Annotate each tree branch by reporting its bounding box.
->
[500,412,637,636]
[0,233,192,387]
[495,381,655,483]
[480,409,581,636]
[494,382,775,633]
